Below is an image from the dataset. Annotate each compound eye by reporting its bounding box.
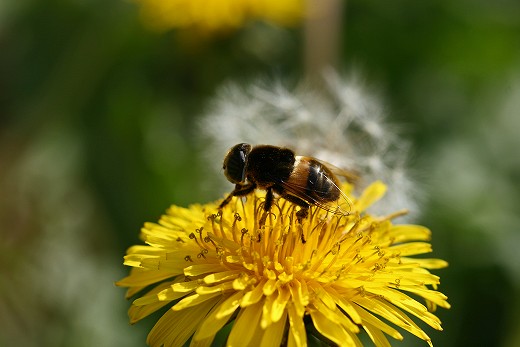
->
[223,143,251,184]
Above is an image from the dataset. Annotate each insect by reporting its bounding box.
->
[219,143,354,223]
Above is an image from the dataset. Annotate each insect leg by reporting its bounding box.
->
[281,194,309,243]
[281,194,309,220]
[258,187,274,228]
[263,187,274,212]
[219,183,256,209]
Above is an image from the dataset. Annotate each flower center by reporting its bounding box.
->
[185,196,367,287]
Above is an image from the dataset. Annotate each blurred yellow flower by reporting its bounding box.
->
[136,0,305,33]
[117,181,450,346]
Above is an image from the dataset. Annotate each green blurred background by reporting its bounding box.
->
[1,0,520,346]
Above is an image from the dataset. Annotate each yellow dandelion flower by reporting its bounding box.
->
[136,0,305,33]
[117,181,450,346]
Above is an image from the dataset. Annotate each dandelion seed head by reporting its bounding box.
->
[200,70,419,219]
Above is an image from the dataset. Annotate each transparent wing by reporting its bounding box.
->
[314,159,359,183]
[281,177,352,216]
[275,158,353,216]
